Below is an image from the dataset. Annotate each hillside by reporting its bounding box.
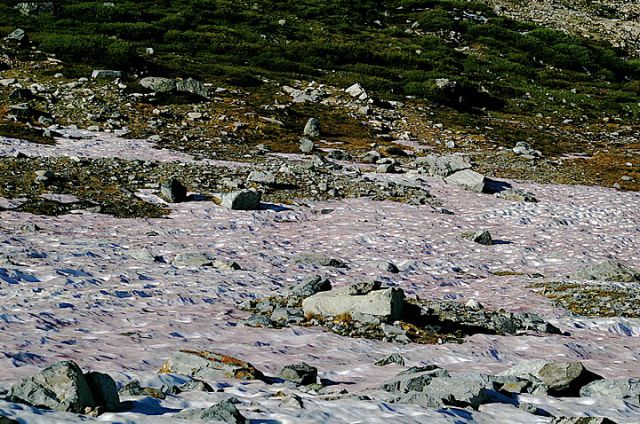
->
[1,1,640,424]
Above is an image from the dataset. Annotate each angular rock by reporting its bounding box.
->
[8,360,95,413]
[289,275,332,298]
[463,229,493,246]
[415,155,471,177]
[408,376,493,409]
[247,170,276,185]
[570,260,640,283]
[291,253,348,268]
[159,350,264,381]
[302,286,405,322]
[91,70,125,79]
[160,177,188,203]
[140,77,176,93]
[496,188,538,203]
[172,252,214,268]
[279,363,317,385]
[551,419,617,424]
[174,398,247,423]
[221,190,261,210]
[303,118,321,138]
[499,360,601,396]
[381,365,450,394]
[580,378,640,405]
[299,137,315,153]
[444,169,486,193]
[176,77,209,99]
[118,380,165,400]
[375,353,406,366]
[375,261,400,273]
[84,372,120,411]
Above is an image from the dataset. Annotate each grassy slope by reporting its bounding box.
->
[0,0,639,122]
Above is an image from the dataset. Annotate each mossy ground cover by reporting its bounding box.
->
[0,0,638,120]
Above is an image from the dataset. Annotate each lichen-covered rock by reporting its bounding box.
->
[302,286,405,322]
[288,275,332,298]
[499,360,601,396]
[221,190,261,210]
[279,363,317,385]
[174,398,247,423]
[444,169,486,193]
[570,260,640,282]
[8,361,95,413]
[381,365,450,394]
[140,77,176,93]
[159,350,265,381]
[580,378,640,405]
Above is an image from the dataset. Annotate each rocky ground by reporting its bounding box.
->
[1,15,640,424]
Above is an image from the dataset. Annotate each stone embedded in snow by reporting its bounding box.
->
[91,70,124,79]
[462,229,493,245]
[551,418,617,424]
[84,372,120,411]
[159,350,265,381]
[570,260,640,282]
[291,253,348,268]
[174,398,247,423]
[374,260,400,273]
[402,376,494,410]
[381,365,450,394]
[8,360,95,413]
[375,353,406,366]
[221,190,261,210]
[302,286,405,322]
[160,177,188,203]
[299,137,315,153]
[289,275,332,298]
[118,380,165,399]
[172,252,214,268]
[499,360,601,396]
[580,378,640,405]
[415,155,471,177]
[139,77,176,93]
[279,363,318,385]
[444,169,486,193]
[496,188,538,203]
[303,118,321,138]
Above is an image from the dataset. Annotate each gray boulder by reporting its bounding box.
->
[463,229,493,246]
[405,376,494,409]
[415,155,471,177]
[15,2,54,15]
[381,365,450,394]
[299,137,315,153]
[159,350,264,381]
[303,118,321,138]
[291,253,348,268]
[302,286,405,322]
[140,77,176,93]
[91,70,125,79]
[375,353,406,366]
[221,190,261,210]
[176,78,209,99]
[496,188,538,203]
[499,360,601,396]
[6,29,26,42]
[444,169,486,193]
[172,252,214,268]
[570,260,640,283]
[174,398,247,423]
[160,177,188,203]
[513,142,542,158]
[84,372,120,411]
[279,363,317,385]
[9,361,95,413]
[247,170,276,185]
[580,378,640,405]
[551,419,617,424]
[289,275,332,298]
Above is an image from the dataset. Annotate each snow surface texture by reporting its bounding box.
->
[0,134,639,423]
